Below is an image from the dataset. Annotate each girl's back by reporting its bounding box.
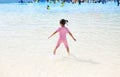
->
[57,27,69,40]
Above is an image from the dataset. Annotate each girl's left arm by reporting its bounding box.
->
[68,32,76,41]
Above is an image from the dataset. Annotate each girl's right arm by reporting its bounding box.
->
[48,31,57,39]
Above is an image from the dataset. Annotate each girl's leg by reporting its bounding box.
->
[63,40,70,54]
[53,46,59,55]
[53,40,61,55]
[66,47,70,54]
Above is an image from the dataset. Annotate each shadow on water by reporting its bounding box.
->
[61,54,99,64]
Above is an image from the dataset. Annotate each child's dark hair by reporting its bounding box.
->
[60,19,68,25]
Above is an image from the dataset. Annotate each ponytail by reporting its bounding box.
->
[60,19,68,25]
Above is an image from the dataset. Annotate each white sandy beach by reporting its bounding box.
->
[0,3,120,77]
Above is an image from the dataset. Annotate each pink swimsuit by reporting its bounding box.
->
[56,27,70,48]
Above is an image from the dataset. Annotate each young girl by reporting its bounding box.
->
[48,19,76,55]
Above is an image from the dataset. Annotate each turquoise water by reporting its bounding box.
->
[0,2,120,30]
[0,2,120,14]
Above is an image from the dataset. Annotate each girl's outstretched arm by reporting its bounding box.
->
[48,31,57,39]
[68,32,76,41]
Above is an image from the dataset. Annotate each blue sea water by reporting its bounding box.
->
[0,2,120,30]
[0,2,120,14]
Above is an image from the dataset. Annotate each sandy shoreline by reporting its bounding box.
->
[0,25,120,77]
